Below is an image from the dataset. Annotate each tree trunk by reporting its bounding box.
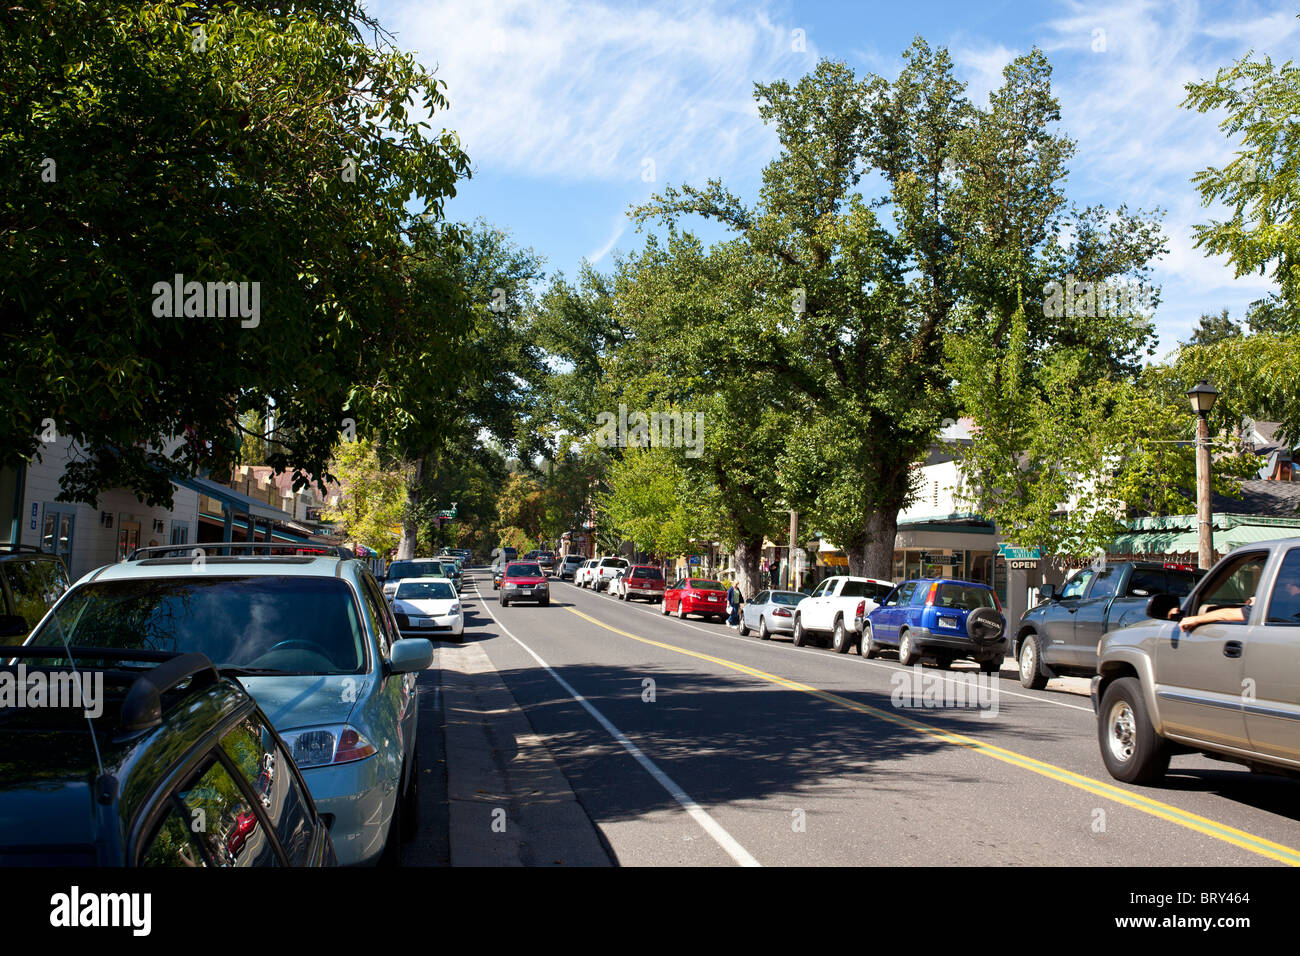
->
[732,535,764,599]
[396,456,424,560]
[847,508,899,580]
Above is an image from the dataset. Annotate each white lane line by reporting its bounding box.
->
[470,582,761,868]
[566,583,1095,714]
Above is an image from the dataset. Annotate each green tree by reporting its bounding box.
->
[321,438,408,555]
[2,0,469,505]
[1188,309,1242,347]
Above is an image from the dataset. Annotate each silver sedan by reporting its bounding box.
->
[739,589,806,640]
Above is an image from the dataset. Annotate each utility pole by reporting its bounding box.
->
[788,509,799,591]
[1187,380,1218,570]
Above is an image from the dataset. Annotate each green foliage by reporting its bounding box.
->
[320,437,407,554]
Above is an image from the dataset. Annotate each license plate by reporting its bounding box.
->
[522,588,532,595]
[938,616,958,629]
[415,618,432,628]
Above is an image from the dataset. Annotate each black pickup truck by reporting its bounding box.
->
[1014,561,1204,689]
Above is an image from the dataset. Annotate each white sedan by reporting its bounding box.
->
[389,577,464,640]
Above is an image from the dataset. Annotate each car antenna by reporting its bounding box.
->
[46,606,107,783]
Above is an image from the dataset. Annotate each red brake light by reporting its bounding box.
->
[855,600,865,618]
[926,582,939,606]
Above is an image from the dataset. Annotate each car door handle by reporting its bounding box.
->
[1223,640,1243,659]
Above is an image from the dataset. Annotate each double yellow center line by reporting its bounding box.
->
[567,606,1300,866]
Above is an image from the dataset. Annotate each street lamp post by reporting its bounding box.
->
[1187,379,1218,570]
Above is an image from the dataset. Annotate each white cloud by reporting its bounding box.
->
[586,215,628,264]
[385,0,811,183]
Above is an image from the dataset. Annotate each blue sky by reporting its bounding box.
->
[373,0,1296,351]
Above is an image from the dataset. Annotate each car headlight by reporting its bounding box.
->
[280,724,377,769]
[504,582,519,589]
[449,604,461,616]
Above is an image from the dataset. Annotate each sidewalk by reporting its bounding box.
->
[436,640,611,866]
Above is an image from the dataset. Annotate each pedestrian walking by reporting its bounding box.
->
[726,581,744,627]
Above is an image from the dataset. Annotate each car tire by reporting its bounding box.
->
[738,615,749,636]
[501,596,509,607]
[540,596,550,607]
[660,599,670,616]
[831,616,851,654]
[1018,635,1049,690]
[860,624,880,658]
[897,630,918,666]
[676,603,686,619]
[792,616,807,647]
[1098,676,1171,784]
[758,617,770,640]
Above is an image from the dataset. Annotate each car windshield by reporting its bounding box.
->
[934,583,996,610]
[508,564,543,577]
[388,561,442,581]
[395,581,456,600]
[770,591,804,606]
[31,576,367,674]
[690,579,724,591]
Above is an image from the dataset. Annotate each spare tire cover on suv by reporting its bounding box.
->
[966,607,1004,642]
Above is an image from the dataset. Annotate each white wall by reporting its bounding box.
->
[19,437,199,580]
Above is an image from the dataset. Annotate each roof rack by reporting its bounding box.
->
[126,542,353,561]
[3,646,221,733]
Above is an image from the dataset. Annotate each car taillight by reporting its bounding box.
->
[926,583,939,606]
[773,607,792,617]
[855,600,865,618]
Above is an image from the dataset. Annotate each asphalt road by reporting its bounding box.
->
[409,566,1300,867]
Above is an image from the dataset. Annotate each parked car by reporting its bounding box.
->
[662,577,728,621]
[1016,561,1204,689]
[390,577,464,640]
[0,545,71,644]
[792,575,894,652]
[611,565,666,602]
[593,557,630,592]
[0,647,336,866]
[863,578,1007,671]
[526,551,557,575]
[24,543,431,866]
[1093,539,1300,784]
[575,559,599,588]
[739,590,805,640]
[558,554,586,581]
[500,562,549,606]
[382,557,451,599]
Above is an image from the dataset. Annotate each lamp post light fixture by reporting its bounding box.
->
[1187,379,1218,570]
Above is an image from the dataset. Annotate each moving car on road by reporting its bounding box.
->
[1016,561,1204,689]
[739,590,805,640]
[500,562,550,607]
[25,543,432,866]
[863,578,1007,672]
[0,647,337,866]
[1093,539,1300,784]
[792,575,894,652]
[390,576,464,640]
[611,565,665,602]
[662,577,728,621]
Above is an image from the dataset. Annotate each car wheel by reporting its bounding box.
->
[738,615,749,636]
[860,624,880,658]
[540,596,550,607]
[897,630,918,666]
[1018,635,1049,690]
[660,599,670,616]
[677,603,686,619]
[758,617,770,640]
[831,617,851,654]
[1098,677,1170,784]
[792,616,807,647]
[501,596,509,607]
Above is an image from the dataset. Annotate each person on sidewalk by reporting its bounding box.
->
[726,581,744,627]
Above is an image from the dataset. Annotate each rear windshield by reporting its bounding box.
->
[631,568,663,579]
[507,564,543,577]
[770,591,804,606]
[841,580,894,602]
[395,581,456,600]
[31,577,367,675]
[600,558,627,568]
[934,583,997,610]
[564,556,584,564]
[388,561,444,580]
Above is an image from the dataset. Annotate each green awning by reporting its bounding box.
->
[1109,519,1300,556]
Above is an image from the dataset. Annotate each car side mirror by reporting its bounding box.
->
[0,614,28,639]
[1146,593,1182,621]
[1039,584,1055,601]
[387,638,433,674]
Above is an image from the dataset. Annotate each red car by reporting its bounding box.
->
[661,577,728,621]
[613,565,666,603]
[500,561,550,607]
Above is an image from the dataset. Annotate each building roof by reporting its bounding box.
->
[1211,479,1300,518]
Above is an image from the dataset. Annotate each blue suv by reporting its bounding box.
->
[861,578,1007,672]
